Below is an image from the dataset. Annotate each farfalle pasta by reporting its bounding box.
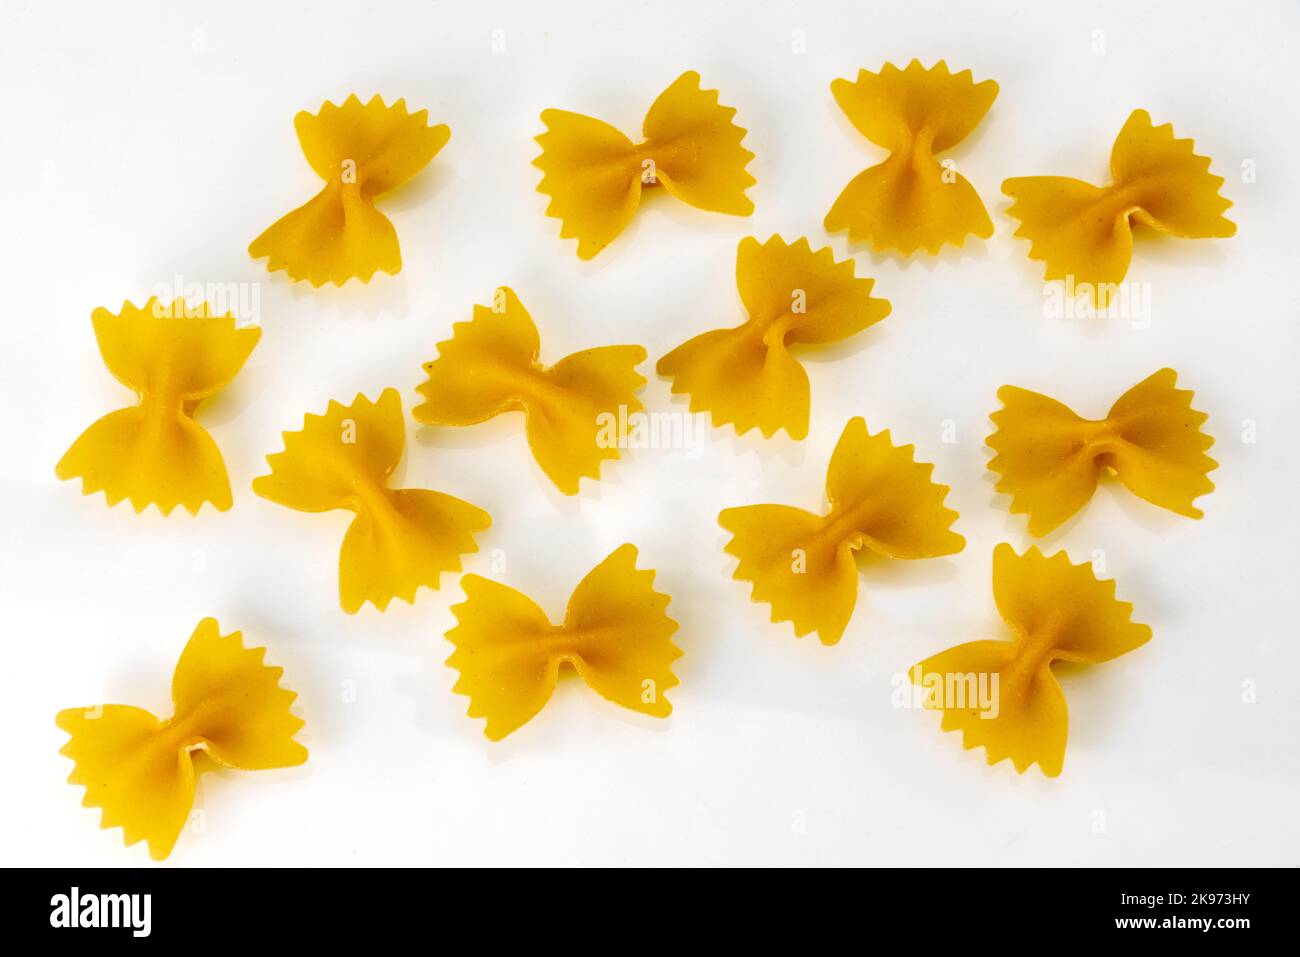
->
[253,389,490,613]
[910,545,1151,777]
[249,94,450,285]
[720,417,964,645]
[658,235,891,439]
[534,70,755,259]
[988,368,1216,536]
[55,298,259,515]
[1004,110,1236,304]
[446,544,681,741]
[56,618,307,860]
[825,59,997,254]
[413,287,647,494]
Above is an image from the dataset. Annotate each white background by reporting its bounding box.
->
[2,0,1297,866]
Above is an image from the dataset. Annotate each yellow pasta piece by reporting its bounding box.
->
[910,544,1151,777]
[1004,109,1236,304]
[55,298,259,515]
[446,544,681,741]
[534,70,755,259]
[988,368,1216,537]
[253,389,490,613]
[825,59,997,254]
[720,417,964,645]
[249,94,450,285]
[56,617,306,860]
[413,286,647,495]
[657,235,891,439]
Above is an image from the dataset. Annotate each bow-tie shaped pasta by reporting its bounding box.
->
[55,298,260,515]
[658,235,891,440]
[249,94,450,285]
[56,618,307,860]
[413,287,647,494]
[253,389,490,613]
[988,368,1216,537]
[720,417,964,645]
[1003,110,1236,304]
[910,545,1151,777]
[825,59,998,254]
[447,545,681,741]
[534,70,755,259]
